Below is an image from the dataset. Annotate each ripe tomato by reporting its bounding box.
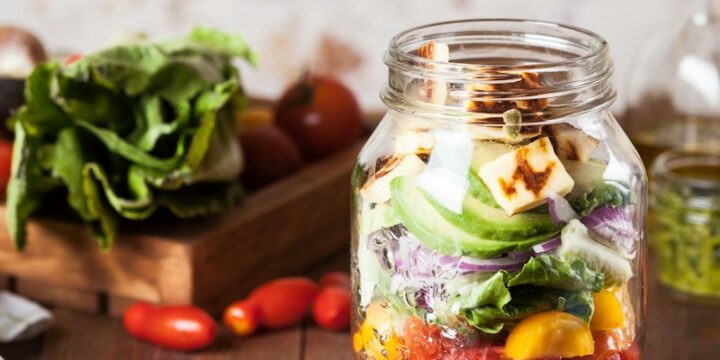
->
[0,140,12,193]
[275,74,363,159]
[318,271,351,290]
[619,342,640,360]
[312,287,351,331]
[249,277,319,329]
[239,124,304,189]
[123,302,216,351]
[123,301,153,338]
[224,300,261,337]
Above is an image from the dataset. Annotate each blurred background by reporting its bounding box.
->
[0,0,682,111]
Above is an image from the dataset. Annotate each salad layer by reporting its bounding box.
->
[353,112,641,359]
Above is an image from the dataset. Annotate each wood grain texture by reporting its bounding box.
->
[15,279,101,313]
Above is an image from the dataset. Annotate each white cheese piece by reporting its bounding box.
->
[394,130,435,156]
[360,154,427,203]
[546,123,600,162]
[479,137,574,215]
[417,41,449,104]
[465,124,542,144]
[416,130,473,214]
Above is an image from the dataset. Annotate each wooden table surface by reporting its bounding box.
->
[0,255,718,360]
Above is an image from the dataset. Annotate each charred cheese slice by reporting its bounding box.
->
[545,123,600,162]
[465,124,543,144]
[360,154,427,203]
[394,129,434,156]
[479,137,574,215]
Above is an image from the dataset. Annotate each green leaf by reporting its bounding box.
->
[508,255,604,292]
[65,44,169,95]
[6,123,43,250]
[452,255,602,334]
[571,182,626,216]
[157,181,243,218]
[15,63,70,136]
[181,27,257,66]
[82,165,119,251]
[76,119,182,172]
[50,127,91,219]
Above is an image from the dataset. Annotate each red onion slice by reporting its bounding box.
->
[507,250,533,261]
[531,236,562,254]
[458,256,527,272]
[547,193,578,224]
[581,206,637,258]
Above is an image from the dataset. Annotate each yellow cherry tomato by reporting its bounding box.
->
[352,301,403,360]
[505,311,594,360]
[591,287,626,331]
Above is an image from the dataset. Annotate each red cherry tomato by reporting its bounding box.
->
[619,342,640,360]
[0,140,13,193]
[318,271,351,290]
[123,302,216,351]
[123,301,153,338]
[224,300,261,337]
[249,277,318,329]
[239,124,304,189]
[275,74,363,159]
[312,287,351,331]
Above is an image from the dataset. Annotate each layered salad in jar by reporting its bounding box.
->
[352,41,642,360]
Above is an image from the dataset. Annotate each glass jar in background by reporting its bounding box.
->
[652,150,720,305]
[351,20,646,360]
[622,0,720,167]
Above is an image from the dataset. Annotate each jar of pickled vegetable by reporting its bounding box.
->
[652,149,720,305]
[351,20,646,360]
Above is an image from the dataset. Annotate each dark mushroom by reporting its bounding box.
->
[0,25,47,139]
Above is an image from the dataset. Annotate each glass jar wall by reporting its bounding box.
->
[351,20,647,360]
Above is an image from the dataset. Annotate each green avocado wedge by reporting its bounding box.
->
[390,176,560,258]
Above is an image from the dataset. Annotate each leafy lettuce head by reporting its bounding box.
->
[7,27,256,251]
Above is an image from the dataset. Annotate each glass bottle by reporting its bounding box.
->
[351,19,647,360]
[622,0,720,167]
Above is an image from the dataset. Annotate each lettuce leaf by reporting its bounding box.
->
[451,255,603,334]
[7,28,255,250]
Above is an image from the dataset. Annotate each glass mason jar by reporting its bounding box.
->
[652,149,720,305]
[351,20,647,360]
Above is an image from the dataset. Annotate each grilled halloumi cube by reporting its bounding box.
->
[546,123,600,162]
[479,137,574,215]
[465,124,543,144]
[417,40,449,104]
[360,154,427,203]
[394,129,434,156]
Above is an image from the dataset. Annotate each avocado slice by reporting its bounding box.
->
[390,176,559,257]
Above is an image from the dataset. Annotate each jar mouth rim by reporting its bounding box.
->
[652,149,720,189]
[387,18,608,72]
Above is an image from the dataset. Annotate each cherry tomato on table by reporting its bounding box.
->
[312,286,351,331]
[318,271,351,290]
[0,140,13,193]
[248,276,318,329]
[123,302,216,352]
[275,74,363,159]
[223,300,261,337]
